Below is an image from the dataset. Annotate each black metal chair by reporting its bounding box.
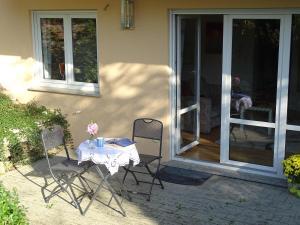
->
[122,118,164,201]
[41,125,92,215]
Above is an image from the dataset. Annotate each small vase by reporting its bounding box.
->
[88,139,96,149]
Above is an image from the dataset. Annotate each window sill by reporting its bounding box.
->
[28,82,100,97]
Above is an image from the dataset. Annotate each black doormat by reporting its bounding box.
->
[158,166,212,186]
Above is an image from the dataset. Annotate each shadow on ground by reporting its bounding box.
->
[2,154,300,225]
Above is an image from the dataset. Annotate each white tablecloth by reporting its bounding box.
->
[76,140,140,175]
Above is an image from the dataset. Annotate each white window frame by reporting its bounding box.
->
[31,11,99,96]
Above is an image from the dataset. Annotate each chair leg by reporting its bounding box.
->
[115,175,132,202]
[122,167,130,184]
[123,165,139,185]
[43,177,68,203]
[147,176,156,201]
[129,170,139,185]
[155,161,164,190]
[67,178,84,215]
[52,176,83,213]
[41,177,49,203]
[78,175,93,197]
[42,174,86,215]
[145,164,164,190]
[80,175,93,190]
[43,177,74,205]
[145,164,164,201]
[158,178,164,189]
[156,173,164,190]
[45,183,64,203]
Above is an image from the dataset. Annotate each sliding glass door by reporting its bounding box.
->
[175,16,200,155]
[221,15,291,172]
[172,12,300,176]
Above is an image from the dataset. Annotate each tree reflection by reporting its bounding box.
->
[40,18,98,83]
[72,18,98,83]
[41,18,65,80]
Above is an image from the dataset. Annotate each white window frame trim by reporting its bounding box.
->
[31,11,100,96]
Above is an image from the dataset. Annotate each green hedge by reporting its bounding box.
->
[0,92,71,167]
[0,183,28,225]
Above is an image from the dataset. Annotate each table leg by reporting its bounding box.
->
[95,166,127,216]
[82,176,105,215]
[83,165,126,216]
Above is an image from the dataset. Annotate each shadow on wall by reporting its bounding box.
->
[0,55,34,95]
[0,55,171,159]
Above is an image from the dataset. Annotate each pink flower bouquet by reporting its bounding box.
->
[87,122,99,139]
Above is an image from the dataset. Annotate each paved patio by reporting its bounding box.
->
[1,156,300,225]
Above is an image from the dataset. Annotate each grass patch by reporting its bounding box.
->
[0,183,28,225]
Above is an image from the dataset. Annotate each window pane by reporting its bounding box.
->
[180,110,197,148]
[180,18,198,108]
[229,124,274,166]
[285,130,300,158]
[41,18,65,80]
[231,19,280,122]
[287,15,300,125]
[72,18,98,83]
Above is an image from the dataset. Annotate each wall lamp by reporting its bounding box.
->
[121,0,135,30]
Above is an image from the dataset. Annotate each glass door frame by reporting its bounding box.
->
[220,14,292,174]
[175,15,201,155]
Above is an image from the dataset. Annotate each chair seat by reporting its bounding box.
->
[78,160,94,170]
[51,159,86,174]
[138,154,161,166]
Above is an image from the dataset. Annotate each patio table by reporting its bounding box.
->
[76,139,140,216]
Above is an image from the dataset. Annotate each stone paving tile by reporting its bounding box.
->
[1,158,300,225]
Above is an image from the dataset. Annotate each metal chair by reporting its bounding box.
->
[41,125,92,215]
[122,118,164,201]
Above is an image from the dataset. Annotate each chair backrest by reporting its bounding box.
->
[132,118,163,156]
[41,125,70,161]
[42,125,64,150]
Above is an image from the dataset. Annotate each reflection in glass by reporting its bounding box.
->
[230,19,280,122]
[287,15,300,125]
[41,18,65,80]
[180,18,198,108]
[229,124,274,166]
[72,18,98,83]
[285,130,300,158]
[180,110,197,148]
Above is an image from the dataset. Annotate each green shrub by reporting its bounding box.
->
[0,92,71,167]
[282,154,300,197]
[0,183,28,225]
[282,154,300,183]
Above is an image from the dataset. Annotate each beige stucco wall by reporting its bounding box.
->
[1,0,300,161]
